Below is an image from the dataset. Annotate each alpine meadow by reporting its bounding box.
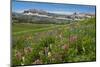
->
[12,1,96,66]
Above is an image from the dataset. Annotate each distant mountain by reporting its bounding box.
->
[23,9,48,15]
[12,9,95,24]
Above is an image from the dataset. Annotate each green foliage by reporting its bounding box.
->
[12,17,96,65]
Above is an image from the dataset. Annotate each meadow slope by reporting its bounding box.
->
[12,17,96,66]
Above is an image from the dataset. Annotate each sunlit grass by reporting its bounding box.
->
[12,17,96,66]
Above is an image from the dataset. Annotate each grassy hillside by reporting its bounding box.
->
[12,17,96,66]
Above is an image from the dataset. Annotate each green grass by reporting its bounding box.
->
[12,18,96,66]
[12,23,66,35]
[12,23,53,32]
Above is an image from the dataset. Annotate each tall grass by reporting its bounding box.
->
[12,17,96,66]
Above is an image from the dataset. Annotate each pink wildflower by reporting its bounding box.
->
[62,44,69,50]
[33,59,42,64]
[69,35,77,43]
[15,51,22,60]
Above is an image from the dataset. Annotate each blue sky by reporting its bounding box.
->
[12,0,96,14]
